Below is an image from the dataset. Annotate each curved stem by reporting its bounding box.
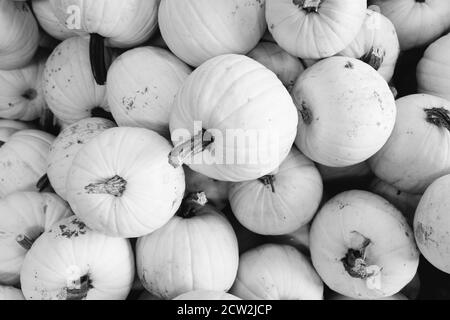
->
[425,107,450,131]
[259,175,276,193]
[176,192,208,219]
[85,175,127,197]
[361,47,385,71]
[66,274,91,300]
[89,33,107,85]
[16,234,34,250]
[169,130,214,168]
[36,174,50,192]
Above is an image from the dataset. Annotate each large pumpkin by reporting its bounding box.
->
[0,192,72,285]
[173,291,240,300]
[20,216,135,300]
[230,244,323,300]
[369,94,450,194]
[0,285,25,300]
[136,192,239,299]
[293,57,396,167]
[228,148,322,235]
[47,118,116,200]
[0,1,39,70]
[107,46,191,137]
[66,127,185,238]
[265,0,366,59]
[158,0,266,67]
[0,130,54,198]
[310,190,419,299]
[417,33,450,101]
[169,54,298,182]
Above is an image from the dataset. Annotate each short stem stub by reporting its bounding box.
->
[16,234,34,250]
[176,192,208,219]
[294,0,321,12]
[22,88,37,100]
[361,47,385,71]
[66,274,90,300]
[259,175,276,193]
[425,107,450,131]
[169,130,214,168]
[85,175,127,197]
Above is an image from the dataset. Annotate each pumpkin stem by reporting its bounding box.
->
[16,234,34,250]
[259,175,276,193]
[22,88,37,101]
[425,107,450,131]
[66,274,91,300]
[85,175,127,197]
[294,0,321,12]
[36,174,50,192]
[169,129,215,168]
[176,192,208,219]
[299,101,313,125]
[89,33,107,86]
[361,47,385,71]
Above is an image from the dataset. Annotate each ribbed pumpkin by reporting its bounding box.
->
[417,33,450,101]
[265,0,366,59]
[0,130,54,198]
[158,0,266,67]
[293,57,396,167]
[173,291,241,300]
[369,94,450,194]
[0,192,72,285]
[0,1,39,70]
[0,285,25,300]
[0,120,34,142]
[169,54,298,182]
[230,244,323,300]
[20,216,135,300]
[66,127,185,238]
[136,193,239,299]
[107,46,191,137]
[0,52,47,121]
[310,190,419,299]
[228,148,322,235]
[47,118,116,200]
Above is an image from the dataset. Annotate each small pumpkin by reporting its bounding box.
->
[0,285,25,300]
[228,148,322,235]
[66,127,185,238]
[107,46,191,137]
[0,1,39,70]
[158,0,266,67]
[173,291,241,300]
[369,94,450,194]
[0,130,55,198]
[310,190,419,299]
[20,216,135,300]
[136,192,239,299]
[0,192,72,285]
[47,118,116,200]
[293,57,396,167]
[169,54,298,182]
[265,0,367,59]
[230,244,323,300]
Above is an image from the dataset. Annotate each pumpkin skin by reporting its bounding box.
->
[0,130,55,198]
[47,118,116,200]
[230,244,323,300]
[173,290,241,300]
[136,194,239,299]
[107,47,191,137]
[337,7,400,82]
[229,148,322,235]
[247,42,305,92]
[66,127,185,238]
[0,192,72,285]
[43,36,109,125]
[0,1,39,70]
[158,0,266,67]
[0,120,34,143]
[265,0,366,59]
[310,190,419,299]
[369,94,450,194]
[370,0,450,50]
[20,216,135,300]
[0,285,25,300]
[293,57,396,167]
[0,52,47,121]
[417,33,450,101]
[169,54,298,182]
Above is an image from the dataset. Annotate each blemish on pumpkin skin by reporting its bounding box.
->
[415,222,438,246]
[344,62,354,69]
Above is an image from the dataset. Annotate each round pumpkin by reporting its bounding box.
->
[0,130,55,198]
[20,216,135,300]
[158,0,266,67]
[66,127,185,238]
[265,0,367,59]
[47,118,116,200]
[293,56,396,167]
[0,192,72,285]
[369,94,450,194]
[228,148,322,235]
[107,46,191,137]
[0,285,25,300]
[173,290,241,300]
[0,51,47,121]
[337,6,400,82]
[136,192,239,300]
[417,33,450,101]
[247,42,305,92]
[310,190,419,299]
[169,54,298,182]
[0,1,39,70]
[230,244,323,300]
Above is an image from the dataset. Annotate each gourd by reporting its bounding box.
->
[0,285,25,300]
[173,291,241,300]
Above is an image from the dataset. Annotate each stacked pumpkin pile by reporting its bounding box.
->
[1,0,450,301]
